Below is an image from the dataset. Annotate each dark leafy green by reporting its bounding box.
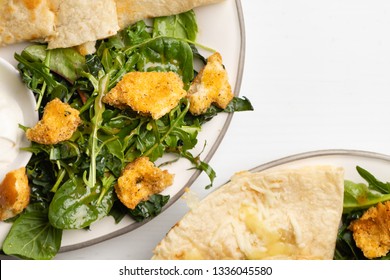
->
[128,194,170,222]
[186,96,254,125]
[20,45,85,83]
[334,211,366,260]
[356,165,390,194]
[335,166,390,260]
[153,10,198,41]
[343,167,390,213]
[2,204,62,260]
[48,176,115,229]
[137,37,194,85]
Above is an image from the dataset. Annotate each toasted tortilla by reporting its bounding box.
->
[152,166,344,260]
[116,0,224,29]
[47,0,119,49]
[1,0,225,51]
[0,0,55,46]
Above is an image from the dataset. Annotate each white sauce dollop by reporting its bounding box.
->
[0,58,38,182]
[0,90,24,172]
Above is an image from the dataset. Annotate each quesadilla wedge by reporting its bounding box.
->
[115,0,224,29]
[0,0,55,46]
[152,165,344,260]
[47,0,119,49]
[1,0,225,51]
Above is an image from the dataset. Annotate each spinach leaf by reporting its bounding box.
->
[2,204,62,260]
[224,96,255,113]
[48,176,115,229]
[153,10,198,41]
[136,37,194,85]
[186,96,254,125]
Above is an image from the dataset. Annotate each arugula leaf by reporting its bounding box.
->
[87,73,109,188]
[356,166,390,194]
[181,149,216,189]
[85,54,104,78]
[15,52,69,110]
[126,21,153,45]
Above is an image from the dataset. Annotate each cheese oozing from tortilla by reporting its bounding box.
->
[152,165,345,260]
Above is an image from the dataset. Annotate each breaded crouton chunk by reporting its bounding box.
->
[26,98,81,145]
[0,167,30,221]
[349,201,390,259]
[102,71,187,119]
[187,52,234,115]
[115,157,174,210]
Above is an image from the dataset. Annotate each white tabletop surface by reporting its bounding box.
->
[2,0,390,260]
[53,0,390,259]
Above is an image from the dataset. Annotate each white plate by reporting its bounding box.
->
[249,149,390,185]
[0,0,245,253]
[0,58,38,182]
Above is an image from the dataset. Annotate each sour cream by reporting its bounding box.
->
[0,96,23,165]
[0,58,38,181]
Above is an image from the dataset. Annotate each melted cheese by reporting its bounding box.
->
[240,204,295,259]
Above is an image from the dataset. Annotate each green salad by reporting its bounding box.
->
[335,166,390,260]
[0,10,253,260]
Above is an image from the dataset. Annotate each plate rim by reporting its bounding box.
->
[249,149,390,173]
[0,57,37,180]
[57,0,246,253]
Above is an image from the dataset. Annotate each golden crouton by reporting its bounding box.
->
[102,71,187,119]
[187,52,234,115]
[115,157,174,209]
[349,201,390,259]
[0,167,30,221]
[26,98,81,145]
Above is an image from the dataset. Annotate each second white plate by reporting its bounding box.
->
[249,149,390,185]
